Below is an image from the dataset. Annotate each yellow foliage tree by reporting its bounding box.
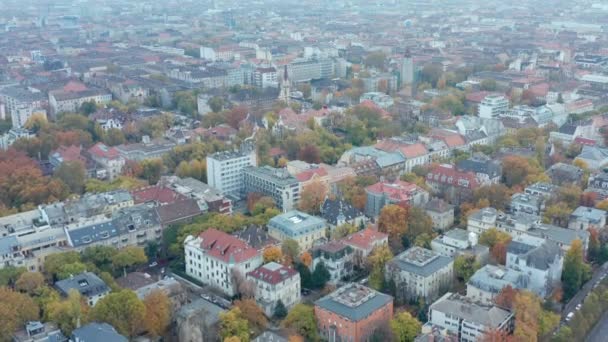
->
[263,246,283,263]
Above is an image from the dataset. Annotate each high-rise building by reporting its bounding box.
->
[401,52,414,87]
[206,145,257,199]
[243,166,300,212]
[478,95,509,118]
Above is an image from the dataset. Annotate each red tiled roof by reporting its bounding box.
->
[426,164,480,189]
[366,180,423,202]
[375,140,428,158]
[247,263,298,285]
[155,199,203,225]
[63,80,88,93]
[295,167,328,182]
[131,185,187,205]
[429,129,466,148]
[197,228,259,264]
[53,145,84,163]
[88,142,120,159]
[341,228,388,250]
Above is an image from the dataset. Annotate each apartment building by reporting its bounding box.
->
[267,210,327,251]
[206,146,257,200]
[247,262,301,316]
[243,166,301,212]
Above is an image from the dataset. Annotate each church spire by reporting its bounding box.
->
[279,65,291,104]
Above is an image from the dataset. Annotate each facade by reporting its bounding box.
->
[0,85,47,128]
[431,229,489,263]
[505,241,563,298]
[568,206,606,231]
[49,83,111,116]
[243,166,301,212]
[87,143,126,180]
[247,262,301,317]
[312,241,354,284]
[54,272,110,306]
[314,284,393,342]
[268,210,327,250]
[478,95,509,119]
[206,146,257,199]
[365,180,430,217]
[401,54,414,86]
[510,193,544,216]
[385,247,454,301]
[456,154,502,184]
[428,292,514,342]
[424,198,455,231]
[184,229,263,297]
[426,164,481,205]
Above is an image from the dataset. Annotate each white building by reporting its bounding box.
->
[427,292,514,342]
[401,54,414,86]
[478,95,509,119]
[268,211,327,251]
[385,247,454,301]
[312,241,354,285]
[505,241,563,298]
[360,92,394,109]
[184,228,263,297]
[247,262,301,317]
[431,229,489,263]
[206,146,257,199]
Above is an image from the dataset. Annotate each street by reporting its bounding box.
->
[587,311,608,342]
[562,261,608,320]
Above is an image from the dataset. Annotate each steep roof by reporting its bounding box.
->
[131,185,187,205]
[341,227,388,250]
[88,142,120,160]
[366,180,424,202]
[247,262,298,285]
[426,164,480,189]
[196,228,259,264]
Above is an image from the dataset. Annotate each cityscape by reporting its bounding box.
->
[1,0,608,341]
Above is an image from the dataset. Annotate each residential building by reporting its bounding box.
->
[162,176,232,214]
[575,145,608,171]
[456,154,502,184]
[87,143,125,180]
[175,298,225,341]
[478,95,509,119]
[312,241,354,284]
[568,206,606,231]
[247,262,301,317]
[427,292,514,342]
[12,321,65,342]
[70,323,127,342]
[467,264,530,304]
[426,164,481,205]
[424,198,455,231]
[505,241,563,298]
[253,332,288,342]
[431,229,489,263]
[385,247,454,301]
[510,193,544,216]
[0,85,47,128]
[49,81,111,117]
[320,198,366,229]
[243,166,301,212]
[360,92,394,109]
[253,67,279,88]
[233,225,279,252]
[0,128,35,150]
[114,138,176,162]
[206,145,257,199]
[314,283,393,342]
[546,163,584,186]
[341,228,389,266]
[54,272,110,306]
[365,180,430,217]
[525,182,558,198]
[267,211,327,250]
[586,171,608,200]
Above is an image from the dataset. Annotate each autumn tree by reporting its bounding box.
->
[15,271,45,295]
[588,228,601,262]
[299,252,312,268]
[141,159,164,185]
[112,246,148,277]
[367,245,393,290]
[494,285,517,310]
[378,204,409,250]
[562,239,591,301]
[47,289,87,336]
[407,207,433,238]
[478,228,511,264]
[54,161,86,194]
[390,311,422,342]
[0,266,26,287]
[454,255,480,283]
[501,156,544,187]
[543,202,573,227]
[0,287,39,340]
[297,145,322,163]
[281,239,300,265]
[338,176,377,210]
[88,289,146,337]
[513,291,559,341]
[332,223,359,239]
[282,304,319,342]
[219,307,250,342]
[298,181,327,215]
[263,246,283,263]
[234,299,268,335]
[474,184,511,211]
[225,106,249,129]
[143,289,171,337]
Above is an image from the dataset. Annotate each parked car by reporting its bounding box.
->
[566,312,574,321]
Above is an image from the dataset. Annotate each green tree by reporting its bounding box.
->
[281,239,301,265]
[0,266,26,286]
[208,96,224,113]
[311,262,331,289]
[112,246,148,277]
[44,252,82,281]
[219,307,250,342]
[407,207,433,238]
[368,245,393,291]
[454,255,480,283]
[282,304,319,341]
[80,101,98,115]
[141,159,163,185]
[562,239,590,301]
[390,311,422,342]
[296,262,313,289]
[88,290,146,337]
[274,299,288,319]
[82,245,118,273]
[480,79,497,91]
[54,161,86,194]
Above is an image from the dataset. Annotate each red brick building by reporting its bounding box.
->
[314,283,393,342]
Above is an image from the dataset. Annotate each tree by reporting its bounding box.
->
[44,251,82,281]
[54,161,86,194]
[263,246,283,263]
[332,223,359,239]
[588,228,601,262]
[474,184,511,211]
[494,285,517,310]
[298,145,321,163]
[47,289,87,336]
[407,207,433,238]
[513,290,559,341]
[377,204,409,250]
[208,96,224,113]
[88,290,146,337]
[225,106,249,129]
[295,262,313,289]
[282,304,319,341]
[219,307,250,342]
[390,311,422,342]
[501,156,544,187]
[367,245,393,290]
[15,271,45,295]
[274,299,288,319]
[234,299,268,334]
[454,255,480,283]
[0,266,26,287]
[364,51,387,70]
[143,289,171,337]
[112,246,148,277]
[80,101,98,115]
[300,252,313,268]
[562,239,590,301]
[311,262,331,289]
[299,181,327,215]
[140,159,163,185]
[281,239,300,265]
[103,128,127,146]
[0,287,39,340]
[480,79,497,91]
[543,202,573,227]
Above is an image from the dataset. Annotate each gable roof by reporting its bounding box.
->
[197,228,259,264]
[247,262,298,285]
[341,227,388,251]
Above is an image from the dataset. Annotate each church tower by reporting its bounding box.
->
[279,65,291,104]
